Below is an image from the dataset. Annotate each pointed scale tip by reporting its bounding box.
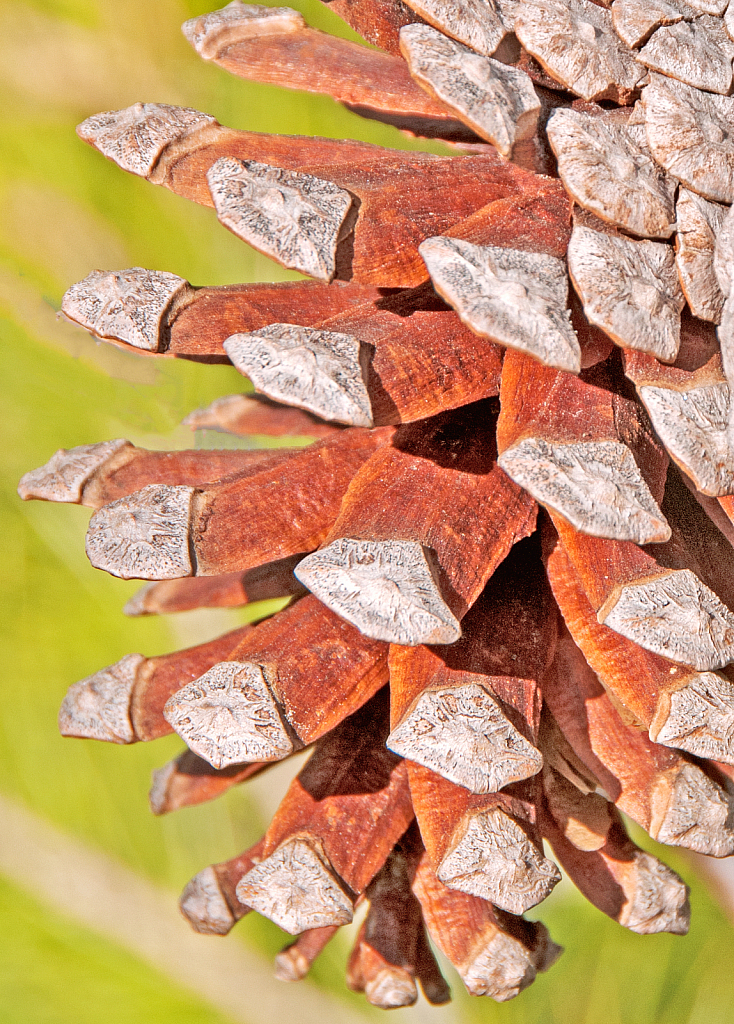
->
[650,671,734,765]
[85,484,196,581]
[619,853,690,936]
[163,661,294,769]
[388,683,542,793]
[58,653,143,743]
[295,537,461,646]
[236,838,353,935]
[180,866,237,935]
[365,970,418,1009]
[18,439,130,503]
[77,103,215,177]
[62,268,190,351]
[497,437,671,545]
[223,323,374,427]
[182,2,305,59]
[652,763,734,858]
[437,807,561,915]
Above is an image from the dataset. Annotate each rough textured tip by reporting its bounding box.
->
[637,381,734,497]
[402,0,511,56]
[650,671,734,764]
[387,683,542,793]
[148,759,177,815]
[611,0,691,54]
[122,584,155,617]
[419,235,581,374]
[498,437,671,543]
[714,201,734,297]
[18,439,130,503]
[235,838,354,935]
[618,853,690,935]
[295,537,461,646]
[514,0,645,102]
[164,660,293,769]
[399,24,540,157]
[676,189,727,324]
[437,807,561,914]
[642,75,734,205]
[652,763,734,857]
[460,930,544,1000]
[182,2,305,59]
[365,970,418,1009]
[206,157,353,282]
[599,568,734,671]
[77,103,216,177]
[58,653,143,744]
[638,17,734,97]
[273,946,311,982]
[223,323,373,426]
[568,223,684,363]
[179,866,237,935]
[62,268,190,351]
[546,107,676,240]
[85,484,196,581]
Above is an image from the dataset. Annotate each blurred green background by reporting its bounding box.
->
[3,1,734,1021]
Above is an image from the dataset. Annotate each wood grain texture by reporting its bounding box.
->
[539,775,690,934]
[19,442,286,509]
[179,838,265,936]
[123,556,307,616]
[515,0,645,102]
[78,103,546,287]
[420,235,580,372]
[148,749,272,815]
[319,0,422,54]
[236,690,414,927]
[164,594,388,766]
[305,283,504,426]
[547,107,676,240]
[166,279,382,361]
[296,402,537,643]
[399,24,540,156]
[182,394,343,437]
[642,74,734,204]
[543,628,734,855]
[568,223,684,363]
[86,428,391,580]
[388,535,553,792]
[346,832,450,1008]
[497,350,669,542]
[547,541,734,765]
[409,764,560,914]
[411,847,562,1000]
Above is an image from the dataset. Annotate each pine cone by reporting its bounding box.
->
[19,0,734,1007]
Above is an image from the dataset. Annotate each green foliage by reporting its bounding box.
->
[0,875,238,1024]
